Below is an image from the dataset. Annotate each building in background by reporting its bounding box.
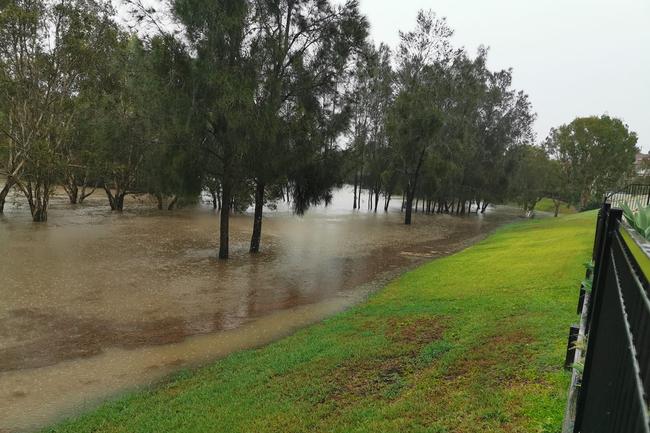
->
[635,151,650,177]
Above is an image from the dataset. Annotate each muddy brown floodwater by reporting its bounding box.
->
[0,186,521,432]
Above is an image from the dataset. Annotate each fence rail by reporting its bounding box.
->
[567,199,650,433]
[606,183,650,211]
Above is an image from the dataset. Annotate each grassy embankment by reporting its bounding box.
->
[46,212,595,433]
[535,198,578,215]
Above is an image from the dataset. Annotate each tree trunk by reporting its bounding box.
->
[553,199,560,217]
[32,205,47,222]
[481,202,489,213]
[219,182,232,260]
[79,181,96,204]
[210,190,218,210]
[357,167,363,209]
[104,185,125,212]
[0,179,14,214]
[579,190,590,211]
[65,182,79,205]
[115,193,125,211]
[249,182,265,254]
[167,195,178,211]
[26,182,50,222]
[156,193,164,210]
[104,186,116,210]
[353,172,358,210]
[383,193,391,212]
[373,190,379,212]
[405,189,414,225]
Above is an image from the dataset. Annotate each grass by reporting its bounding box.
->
[535,198,577,215]
[44,212,596,433]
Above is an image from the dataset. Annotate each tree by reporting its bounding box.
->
[84,36,154,212]
[545,115,638,209]
[389,10,452,225]
[0,0,115,220]
[174,0,256,259]
[471,57,535,211]
[509,145,552,216]
[244,0,367,253]
[347,42,394,212]
[139,35,203,210]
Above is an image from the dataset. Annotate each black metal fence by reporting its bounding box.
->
[570,203,650,433]
[606,183,650,211]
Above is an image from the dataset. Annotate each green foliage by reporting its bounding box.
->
[44,212,597,433]
[545,115,638,210]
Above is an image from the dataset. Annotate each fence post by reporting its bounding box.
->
[573,206,622,433]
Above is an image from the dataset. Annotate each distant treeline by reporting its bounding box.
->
[0,0,639,258]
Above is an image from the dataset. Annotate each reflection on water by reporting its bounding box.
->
[0,186,521,432]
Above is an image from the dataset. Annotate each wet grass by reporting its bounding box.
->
[44,211,595,433]
[536,198,577,215]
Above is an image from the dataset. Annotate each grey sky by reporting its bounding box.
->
[357,0,650,150]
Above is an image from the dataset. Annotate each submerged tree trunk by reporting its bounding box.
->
[0,179,14,214]
[167,195,178,211]
[357,167,363,209]
[104,185,126,212]
[405,189,414,225]
[352,172,358,210]
[78,180,96,204]
[32,205,47,222]
[218,182,232,260]
[20,180,51,222]
[210,190,218,210]
[64,181,79,205]
[373,190,379,213]
[249,182,265,253]
[383,193,391,212]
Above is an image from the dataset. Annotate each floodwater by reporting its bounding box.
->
[0,186,521,432]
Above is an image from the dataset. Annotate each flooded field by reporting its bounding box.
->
[0,187,521,432]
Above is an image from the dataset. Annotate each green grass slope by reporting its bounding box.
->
[45,212,595,433]
[535,198,577,215]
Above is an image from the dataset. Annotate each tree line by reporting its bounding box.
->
[0,0,639,259]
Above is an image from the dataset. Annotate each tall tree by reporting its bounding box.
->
[244,0,367,253]
[389,10,452,225]
[347,42,394,212]
[545,115,638,209]
[174,0,256,259]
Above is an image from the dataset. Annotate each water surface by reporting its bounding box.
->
[0,187,521,432]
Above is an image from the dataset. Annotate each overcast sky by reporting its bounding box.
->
[357,0,650,151]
